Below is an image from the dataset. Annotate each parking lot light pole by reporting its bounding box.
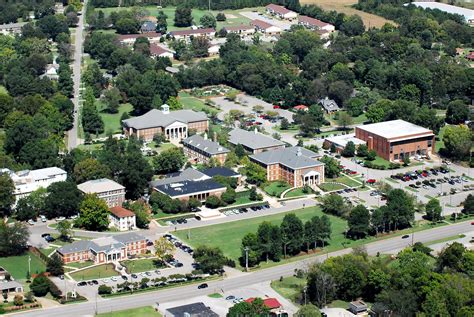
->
[244,247,249,272]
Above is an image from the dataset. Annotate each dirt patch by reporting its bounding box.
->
[300,0,396,28]
[225,13,238,19]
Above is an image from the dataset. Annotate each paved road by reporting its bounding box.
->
[67,1,87,150]
[16,220,474,317]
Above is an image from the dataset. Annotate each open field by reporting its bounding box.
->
[0,252,46,280]
[120,258,165,273]
[284,187,309,198]
[319,182,346,192]
[70,264,118,281]
[98,306,162,317]
[178,92,220,116]
[98,102,134,137]
[96,6,257,32]
[300,0,395,28]
[271,276,305,304]
[264,182,291,197]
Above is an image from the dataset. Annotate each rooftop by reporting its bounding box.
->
[57,232,145,255]
[14,167,66,182]
[298,15,331,28]
[356,120,434,140]
[319,97,340,112]
[251,19,275,30]
[202,167,241,178]
[266,3,294,15]
[57,240,93,254]
[77,178,125,194]
[228,128,285,150]
[169,28,215,37]
[183,134,229,155]
[223,24,255,32]
[149,44,172,56]
[409,2,474,21]
[0,281,23,291]
[110,206,135,218]
[245,297,282,309]
[166,302,219,317]
[150,168,209,187]
[325,133,367,148]
[250,146,323,169]
[122,109,207,130]
[117,32,161,41]
[154,178,226,198]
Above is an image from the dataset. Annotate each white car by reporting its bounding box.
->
[56,217,66,222]
[27,219,35,226]
[102,278,110,283]
[110,277,118,282]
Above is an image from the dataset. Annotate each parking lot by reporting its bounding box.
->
[239,11,296,30]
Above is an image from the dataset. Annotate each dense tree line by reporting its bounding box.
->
[306,244,474,316]
[0,0,55,24]
[240,214,332,267]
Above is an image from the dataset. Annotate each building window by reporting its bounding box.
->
[428,140,432,147]
[394,154,399,160]
[390,145,393,153]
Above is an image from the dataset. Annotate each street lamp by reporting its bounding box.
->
[244,247,249,272]
[303,286,307,305]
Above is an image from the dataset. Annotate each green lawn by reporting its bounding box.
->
[0,252,46,280]
[264,182,291,197]
[174,206,349,261]
[98,306,162,317]
[65,261,95,269]
[70,264,118,281]
[271,276,305,304]
[332,175,362,187]
[98,102,134,137]
[365,155,392,168]
[284,188,310,198]
[179,92,220,116]
[97,6,257,32]
[0,85,7,94]
[150,142,176,153]
[329,111,367,125]
[318,183,346,192]
[120,259,164,273]
[436,125,448,152]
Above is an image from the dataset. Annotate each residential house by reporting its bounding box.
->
[0,167,67,203]
[265,4,298,20]
[149,44,174,59]
[245,298,287,316]
[355,119,435,161]
[298,16,335,32]
[293,105,308,112]
[251,19,282,35]
[182,134,230,165]
[122,105,209,142]
[228,128,285,154]
[141,21,156,33]
[150,168,227,201]
[41,63,60,80]
[319,97,340,114]
[0,281,23,295]
[0,22,25,35]
[77,178,126,207]
[109,206,137,231]
[56,232,147,264]
[169,28,216,41]
[223,25,256,36]
[349,300,368,315]
[250,146,325,188]
[208,44,220,56]
[117,32,162,46]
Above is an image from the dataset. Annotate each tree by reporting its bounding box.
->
[205,195,222,208]
[228,298,270,316]
[0,221,29,256]
[425,198,442,223]
[256,222,281,262]
[13,294,23,306]
[299,105,325,136]
[461,194,474,215]
[153,147,186,174]
[235,144,246,158]
[295,304,321,317]
[191,36,210,58]
[102,88,122,114]
[98,285,112,295]
[0,173,15,218]
[383,189,415,230]
[442,125,473,159]
[321,194,350,218]
[44,181,83,219]
[73,158,111,183]
[127,201,150,229]
[307,264,336,307]
[46,253,64,276]
[193,246,226,274]
[280,213,304,257]
[446,100,469,124]
[174,7,193,27]
[200,13,216,28]
[366,149,376,161]
[0,93,14,127]
[221,188,236,205]
[357,144,368,157]
[56,220,72,241]
[249,186,262,201]
[30,275,51,297]
[319,156,341,178]
[436,242,466,273]
[156,11,168,33]
[216,13,226,21]
[338,112,353,130]
[348,205,370,239]
[280,118,290,130]
[341,141,356,157]
[82,88,104,135]
[154,237,175,263]
[76,194,110,231]
[244,162,266,185]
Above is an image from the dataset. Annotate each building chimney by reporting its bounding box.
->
[161,104,170,114]
[213,132,217,142]
[296,147,302,156]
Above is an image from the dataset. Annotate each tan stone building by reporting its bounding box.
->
[355,120,435,161]
[122,105,208,142]
[182,134,229,165]
[250,147,325,188]
[77,178,126,207]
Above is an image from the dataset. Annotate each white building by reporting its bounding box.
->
[1,167,67,202]
[265,4,298,20]
[409,2,474,25]
[298,16,335,32]
[109,206,137,231]
[251,19,282,35]
[78,178,126,207]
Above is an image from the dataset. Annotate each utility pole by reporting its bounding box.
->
[208,0,211,11]
[244,247,249,272]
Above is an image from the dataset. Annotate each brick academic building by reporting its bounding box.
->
[354,120,435,161]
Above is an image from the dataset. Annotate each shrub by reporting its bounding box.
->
[13,295,23,306]
[98,285,112,295]
[205,195,222,208]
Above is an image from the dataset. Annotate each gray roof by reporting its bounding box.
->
[319,98,340,112]
[183,134,229,155]
[155,178,226,198]
[150,168,209,187]
[250,146,323,169]
[113,232,146,244]
[57,240,94,254]
[228,128,285,150]
[141,21,156,32]
[122,109,207,130]
[0,281,23,291]
[167,302,219,317]
[78,178,124,194]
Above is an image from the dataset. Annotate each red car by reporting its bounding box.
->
[273,105,280,109]
[367,179,376,184]
[350,171,358,175]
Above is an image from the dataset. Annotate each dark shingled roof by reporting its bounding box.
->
[202,167,240,178]
[183,134,229,155]
[167,302,219,317]
[154,179,225,198]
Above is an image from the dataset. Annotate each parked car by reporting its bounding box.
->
[27,219,35,226]
[198,283,208,289]
[44,235,55,242]
[77,281,87,286]
[41,233,51,238]
[402,235,410,239]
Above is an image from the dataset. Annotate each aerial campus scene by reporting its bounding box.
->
[0,0,473,316]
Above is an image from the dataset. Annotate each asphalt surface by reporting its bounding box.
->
[67,1,86,150]
[15,220,474,317]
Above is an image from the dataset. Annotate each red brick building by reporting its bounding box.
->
[355,120,435,161]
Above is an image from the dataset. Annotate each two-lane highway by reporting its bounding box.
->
[15,220,473,317]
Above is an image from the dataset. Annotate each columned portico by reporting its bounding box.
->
[165,121,188,141]
[303,170,320,186]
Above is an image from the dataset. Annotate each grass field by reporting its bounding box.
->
[120,258,164,273]
[0,252,46,281]
[179,92,220,116]
[175,206,349,261]
[65,261,95,269]
[333,175,362,187]
[271,276,305,304]
[300,0,394,28]
[319,182,346,192]
[98,102,134,137]
[70,264,118,281]
[97,6,256,32]
[98,306,162,317]
[264,182,291,197]
[284,187,309,198]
